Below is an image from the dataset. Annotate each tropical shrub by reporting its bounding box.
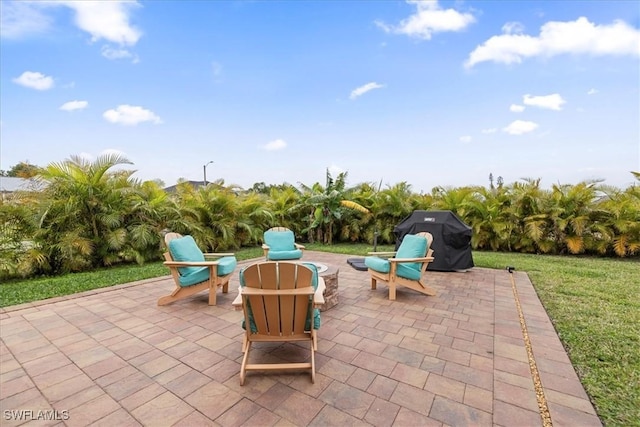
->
[1,154,638,281]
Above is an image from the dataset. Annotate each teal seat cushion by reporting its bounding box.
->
[240,263,320,332]
[216,256,237,276]
[364,256,390,273]
[178,266,208,287]
[264,230,296,251]
[267,249,302,260]
[168,235,204,276]
[169,236,237,287]
[175,256,237,287]
[366,235,428,281]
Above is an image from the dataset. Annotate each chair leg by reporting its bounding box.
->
[157,295,176,306]
[158,282,208,306]
[310,339,316,384]
[208,282,217,306]
[371,277,377,290]
[240,341,251,386]
[389,283,397,301]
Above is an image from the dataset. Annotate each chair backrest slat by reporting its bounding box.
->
[164,232,183,248]
[242,262,314,337]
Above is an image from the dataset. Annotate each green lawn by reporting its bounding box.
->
[473,251,639,427]
[1,245,637,426]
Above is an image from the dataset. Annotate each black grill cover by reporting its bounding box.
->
[394,210,474,272]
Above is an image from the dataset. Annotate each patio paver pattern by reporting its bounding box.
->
[1,251,601,426]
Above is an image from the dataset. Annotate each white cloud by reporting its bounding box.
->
[262,139,287,151]
[103,105,162,126]
[12,71,54,90]
[481,128,497,134]
[0,1,52,39]
[350,82,384,100]
[503,120,539,135]
[459,135,472,143]
[60,1,142,46]
[502,21,525,35]
[587,88,598,95]
[376,0,475,40]
[101,45,139,63]
[510,104,525,112]
[1,1,141,45]
[60,100,88,111]
[465,17,640,68]
[523,93,566,110]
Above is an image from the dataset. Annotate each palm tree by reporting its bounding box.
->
[234,191,273,248]
[28,153,138,273]
[298,170,368,244]
[462,186,513,251]
[506,178,548,253]
[430,185,475,218]
[174,180,242,251]
[264,185,302,231]
[372,182,417,245]
[542,181,600,254]
[598,175,640,256]
[125,180,184,263]
[0,202,36,278]
[345,181,380,244]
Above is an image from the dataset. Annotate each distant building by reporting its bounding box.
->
[163,180,207,193]
[0,177,44,200]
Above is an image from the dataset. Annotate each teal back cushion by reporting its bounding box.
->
[168,236,205,276]
[264,229,295,251]
[395,234,428,275]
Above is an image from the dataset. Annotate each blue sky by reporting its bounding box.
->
[1,0,639,192]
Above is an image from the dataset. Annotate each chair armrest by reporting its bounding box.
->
[241,288,314,296]
[261,244,270,250]
[314,278,326,307]
[232,289,243,310]
[203,252,235,257]
[294,243,306,250]
[388,256,435,264]
[367,251,397,257]
[163,260,221,267]
[231,279,325,310]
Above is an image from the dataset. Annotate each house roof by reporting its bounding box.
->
[163,180,207,193]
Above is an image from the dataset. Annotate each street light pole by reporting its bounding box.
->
[203,161,213,186]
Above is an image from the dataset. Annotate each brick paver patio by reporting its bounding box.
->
[0,251,601,426]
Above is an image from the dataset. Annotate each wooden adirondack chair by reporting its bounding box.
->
[262,227,305,260]
[159,233,237,306]
[365,232,435,301]
[234,261,325,385]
